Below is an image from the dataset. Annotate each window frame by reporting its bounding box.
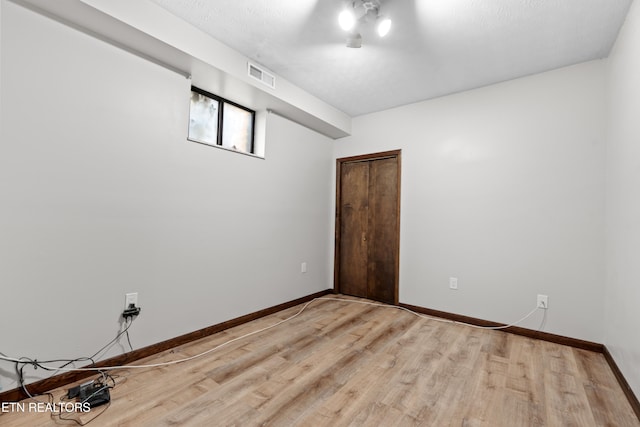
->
[188,86,256,155]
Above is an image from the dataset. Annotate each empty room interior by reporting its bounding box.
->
[1,0,640,425]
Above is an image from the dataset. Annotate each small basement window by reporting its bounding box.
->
[188,86,255,155]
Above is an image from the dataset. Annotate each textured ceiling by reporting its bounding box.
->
[150,0,632,117]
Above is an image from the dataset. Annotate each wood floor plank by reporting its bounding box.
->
[249,308,418,426]
[542,342,599,427]
[380,322,462,418]
[503,336,548,425]
[461,352,510,426]
[1,295,638,427]
[307,319,427,426]
[352,402,408,427]
[412,327,486,425]
[573,348,640,426]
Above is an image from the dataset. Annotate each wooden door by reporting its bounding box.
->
[335,151,400,304]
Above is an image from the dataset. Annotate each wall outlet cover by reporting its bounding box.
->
[125,292,138,309]
[537,294,549,309]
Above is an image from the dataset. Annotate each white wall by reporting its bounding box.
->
[0,1,333,391]
[334,61,607,342]
[605,0,640,397]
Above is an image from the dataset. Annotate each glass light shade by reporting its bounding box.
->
[377,17,392,37]
[339,9,356,31]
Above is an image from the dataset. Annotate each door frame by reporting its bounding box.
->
[334,149,401,305]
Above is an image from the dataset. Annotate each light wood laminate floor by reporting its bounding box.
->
[2,295,638,426]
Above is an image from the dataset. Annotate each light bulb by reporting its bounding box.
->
[377,17,392,37]
[339,9,356,31]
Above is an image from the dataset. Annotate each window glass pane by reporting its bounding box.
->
[222,103,253,153]
[188,92,219,146]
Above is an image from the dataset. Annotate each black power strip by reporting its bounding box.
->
[67,381,111,408]
[122,304,141,319]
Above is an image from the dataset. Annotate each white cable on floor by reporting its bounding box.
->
[0,296,543,374]
[316,297,542,330]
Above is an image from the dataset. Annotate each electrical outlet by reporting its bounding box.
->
[125,292,138,309]
[449,277,458,290]
[301,262,307,273]
[537,294,548,309]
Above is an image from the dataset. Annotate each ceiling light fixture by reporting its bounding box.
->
[338,0,392,48]
[346,32,363,48]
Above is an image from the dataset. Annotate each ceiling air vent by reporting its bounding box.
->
[248,62,275,89]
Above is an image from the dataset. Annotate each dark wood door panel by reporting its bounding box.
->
[367,157,398,304]
[338,161,369,298]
